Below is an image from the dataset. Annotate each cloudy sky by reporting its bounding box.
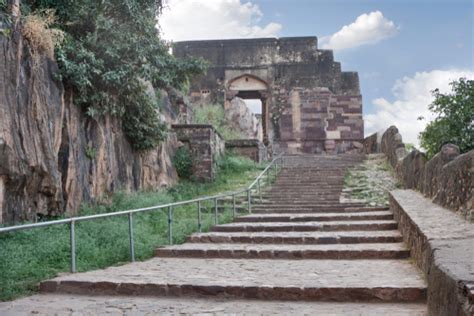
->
[160,0,473,147]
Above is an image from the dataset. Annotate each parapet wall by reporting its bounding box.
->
[364,126,473,221]
[390,190,474,315]
[226,139,267,163]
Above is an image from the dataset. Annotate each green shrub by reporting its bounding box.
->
[24,0,206,150]
[193,104,241,140]
[172,147,193,179]
[419,78,474,158]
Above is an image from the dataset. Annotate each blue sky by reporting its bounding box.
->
[161,0,473,146]
[255,0,473,112]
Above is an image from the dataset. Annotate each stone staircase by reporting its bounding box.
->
[9,154,427,314]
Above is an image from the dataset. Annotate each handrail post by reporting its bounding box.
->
[70,220,76,273]
[197,200,202,232]
[247,189,252,213]
[258,178,262,202]
[214,198,218,225]
[168,206,173,245]
[128,213,135,262]
[232,194,236,218]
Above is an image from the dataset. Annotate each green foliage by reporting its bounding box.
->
[193,104,241,140]
[84,145,96,159]
[419,78,474,158]
[172,147,193,179]
[218,153,256,173]
[405,143,415,152]
[0,0,7,12]
[0,153,266,301]
[25,0,206,150]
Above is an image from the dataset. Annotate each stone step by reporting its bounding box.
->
[187,230,403,244]
[251,207,387,214]
[40,258,427,302]
[0,294,429,315]
[235,211,394,222]
[260,192,345,196]
[255,201,364,205]
[210,220,398,232]
[155,243,410,260]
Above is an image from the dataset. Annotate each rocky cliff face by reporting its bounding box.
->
[0,26,178,223]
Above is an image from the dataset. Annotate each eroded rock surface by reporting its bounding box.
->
[224,97,263,140]
[0,26,178,223]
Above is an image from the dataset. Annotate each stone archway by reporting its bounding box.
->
[226,74,270,145]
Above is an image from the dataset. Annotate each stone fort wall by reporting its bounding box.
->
[173,37,364,154]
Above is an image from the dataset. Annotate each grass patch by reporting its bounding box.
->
[0,154,267,301]
[342,154,399,207]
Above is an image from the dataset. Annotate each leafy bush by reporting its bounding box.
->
[218,153,256,173]
[22,0,206,150]
[193,104,241,140]
[172,147,193,179]
[419,78,474,158]
[0,0,7,12]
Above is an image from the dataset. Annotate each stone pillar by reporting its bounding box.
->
[0,176,5,224]
[261,93,269,146]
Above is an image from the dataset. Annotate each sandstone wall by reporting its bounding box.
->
[0,25,178,223]
[364,126,473,220]
[172,125,224,181]
[274,87,363,154]
[226,139,267,163]
[174,37,363,154]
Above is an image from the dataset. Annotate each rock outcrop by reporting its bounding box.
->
[224,97,262,141]
[364,126,473,221]
[0,24,178,223]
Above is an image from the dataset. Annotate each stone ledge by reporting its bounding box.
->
[226,139,262,147]
[390,189,474,316]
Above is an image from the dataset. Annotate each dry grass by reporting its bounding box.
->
[21,9,64,60]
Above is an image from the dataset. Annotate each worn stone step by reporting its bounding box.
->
[0,294,429,315]
[210,220,398,232]
[235,211,394,222]
[251,207,388,214]
[256,201,365,206]
[40,258,426,302]
[155,243,410,260]
[259,194,345,198]
[187,230,403,244]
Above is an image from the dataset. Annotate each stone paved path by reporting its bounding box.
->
[0,154,427,314]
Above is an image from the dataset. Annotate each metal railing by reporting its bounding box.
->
[0,154,284,273]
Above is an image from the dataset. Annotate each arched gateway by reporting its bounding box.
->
[226,74,270,145]
[174,36,364,154]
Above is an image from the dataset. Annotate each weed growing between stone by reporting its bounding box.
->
[341,154,399,206]
[0,154,265,301]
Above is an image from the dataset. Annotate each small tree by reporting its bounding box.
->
[419,78,474,158]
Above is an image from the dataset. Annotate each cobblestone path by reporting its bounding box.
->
[0,154,427,315]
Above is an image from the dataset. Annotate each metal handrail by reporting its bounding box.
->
[0,153,284,273]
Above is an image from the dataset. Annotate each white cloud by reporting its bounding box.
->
[160,0,282,41]
[365,69,474,147]
[321,11,398,50]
